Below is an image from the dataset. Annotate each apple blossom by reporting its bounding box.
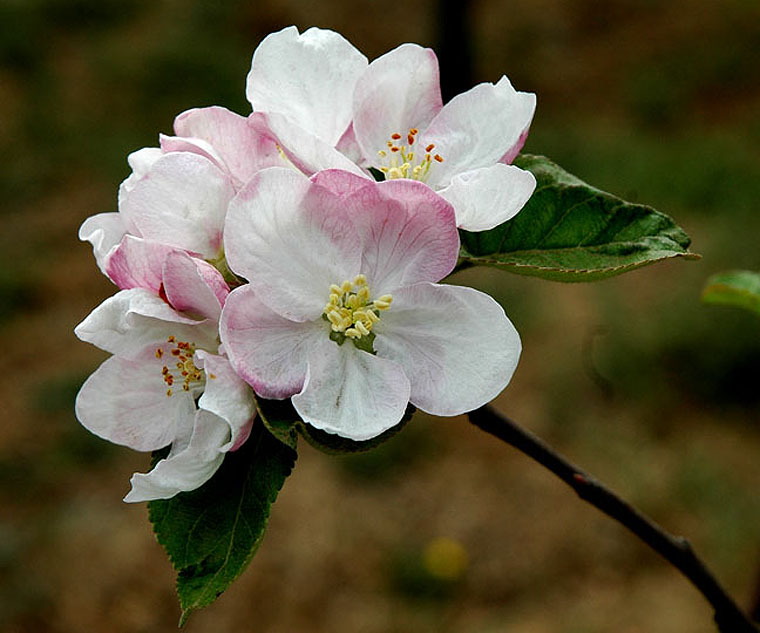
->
[75,250,255,501]
[80,149,241,285]
[247,26,537,231]
[219,168,521,441]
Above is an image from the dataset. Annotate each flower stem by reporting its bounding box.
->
[467,404,759,633]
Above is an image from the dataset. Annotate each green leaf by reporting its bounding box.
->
[148,420,297,624]
[702,270,760,316]
[297,404,417,455]
[458,154,699,281]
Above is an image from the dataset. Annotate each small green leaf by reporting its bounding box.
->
[702,270,760,316]
[297,404,416,455]
[459,154,699,282]
[148,420,297,624]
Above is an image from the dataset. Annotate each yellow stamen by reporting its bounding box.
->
[323,276,393,346]
[375,132,444,183]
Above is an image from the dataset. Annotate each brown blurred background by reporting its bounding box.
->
[1,1,759,631]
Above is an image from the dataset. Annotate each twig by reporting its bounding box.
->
[467,404,759,633]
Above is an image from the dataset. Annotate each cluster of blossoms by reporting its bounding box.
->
[75,26,536,502]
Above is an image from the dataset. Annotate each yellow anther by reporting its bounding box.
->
[355,321,370,336]
[323,276,393,344]
[378,150,387,157]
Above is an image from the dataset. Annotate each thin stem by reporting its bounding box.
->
[467,404,759,633]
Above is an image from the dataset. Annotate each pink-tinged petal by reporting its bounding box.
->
[310,168,372,199]
[247,26,367,145]
[166,106,284,187]
[437,163,536,231]
[345,179,459,295]
[159,134,223,169]
[252,112,367,177]
[75,348,195,451]
[334,123,366,166]
[162,251,228,320]
[419,76,536,186]
[374,283,521,416]
[292,337,411,441]
[195,350,256,451]
[124,410,230,502]
[120,152,235,259]
[225,168,361,321]
[353,43,443,164]
[78,212,127,274]
[219,285,325,399]
[105,235,180,293]
[500,125,531,165]
[75,288,218,358]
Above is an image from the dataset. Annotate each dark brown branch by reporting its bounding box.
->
[468,404,759,633]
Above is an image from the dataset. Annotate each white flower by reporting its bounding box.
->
[80,105,286,276]
[219,168,521,441]
[247,26,537,231]
[75,250,255,501]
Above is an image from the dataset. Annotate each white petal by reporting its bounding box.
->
[254,112,366,177]
[420,76,536,186]
[293,337,411,441]
[374,283,521,416]
[437,163,536,231]
[219,285,325,399]
[344,179,459,296]
[120,152,235,259]
[195,351,256,451]
[75,288,218,358]
[75,349,194,451]
[124,411,230,502]
[118,147,164,199]
[353,43,442,164]
[224,168,361,321]
[78,212,127,275]
[247,26,367,145]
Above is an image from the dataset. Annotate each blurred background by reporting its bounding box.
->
[1,0,759,631]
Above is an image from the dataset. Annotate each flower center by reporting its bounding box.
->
[155,336,213,397]
[376,128,444,183]
[323,274,392,351]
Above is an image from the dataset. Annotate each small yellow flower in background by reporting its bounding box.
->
[422,537,469,581]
